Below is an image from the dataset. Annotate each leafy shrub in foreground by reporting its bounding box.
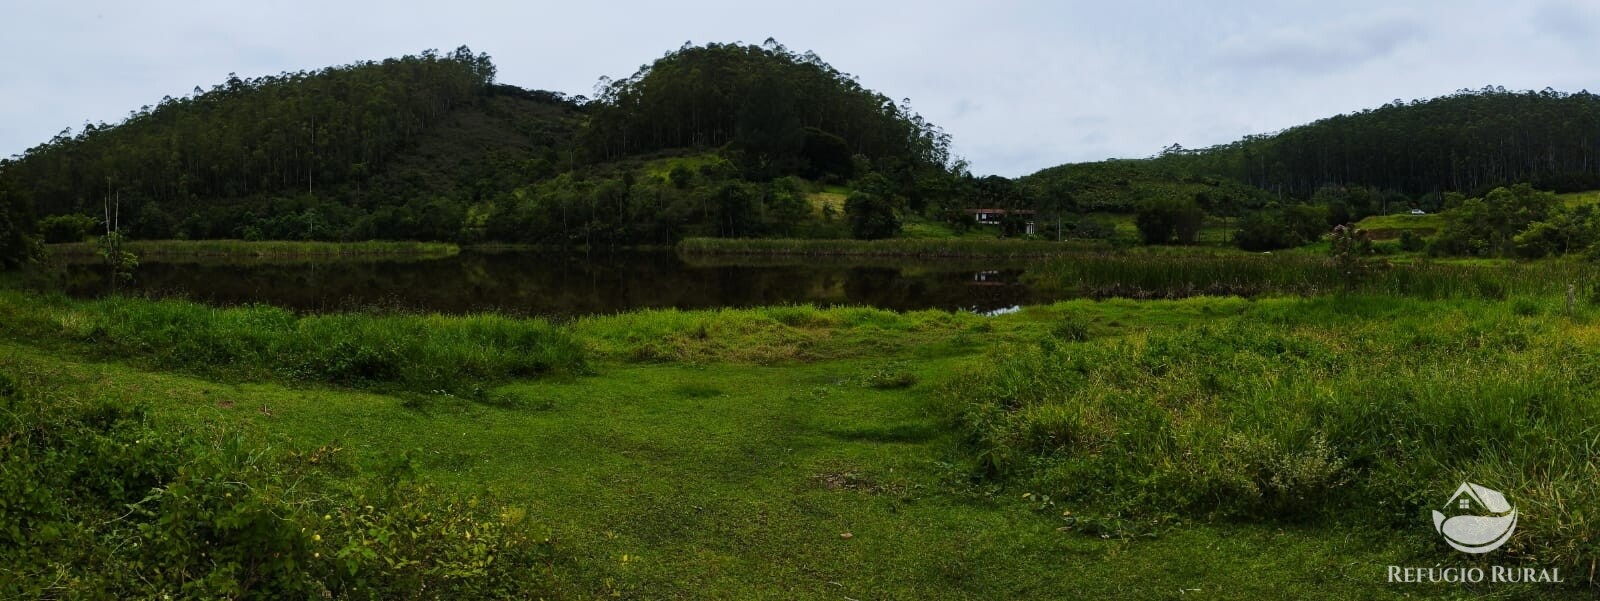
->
[0,372,559,599]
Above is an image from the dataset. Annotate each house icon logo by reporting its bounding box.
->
[1431,482,1517,554]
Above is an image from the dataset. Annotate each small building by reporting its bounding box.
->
[964,208,1037,235]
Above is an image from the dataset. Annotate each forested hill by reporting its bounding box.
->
[1029,87,1600,202]
[0,40,960,253]
[0,46,586,242]
[583,40,951,177]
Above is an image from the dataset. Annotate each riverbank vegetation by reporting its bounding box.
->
[45,239,459,260]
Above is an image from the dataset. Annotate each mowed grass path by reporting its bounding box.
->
[2,317,1543,599]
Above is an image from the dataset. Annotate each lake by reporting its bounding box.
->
[48,250,1050,316]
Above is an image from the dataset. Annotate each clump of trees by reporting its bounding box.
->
[1233,203,1330,251]
[0,192,38,269]
[1426,184,1581,258]
[1134,194,1204,244]
[38,214,98,243]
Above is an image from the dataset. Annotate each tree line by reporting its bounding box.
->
[2,47,498,219]
[0,41,968,264]
[1155,87,1600,198]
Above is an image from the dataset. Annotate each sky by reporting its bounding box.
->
[3,0,1597,177]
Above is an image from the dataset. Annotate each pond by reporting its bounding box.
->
[47,250,1053,316]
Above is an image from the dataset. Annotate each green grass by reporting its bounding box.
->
[0,289,586,395]
[1357,212,1442,239]
[1558,190,1600,208]
[639,151,733,183]
[8,312,1574,598]
[806,190,848,217]
[938,295,1600,576]
[4,270,1600,596]
[46,239,460,260]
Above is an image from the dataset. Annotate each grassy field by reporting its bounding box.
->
[4,256,1599,597]
[1356,212,1442,241]
[807,190,848,217]
[1559,190,1600,208]
[46,239,461,260]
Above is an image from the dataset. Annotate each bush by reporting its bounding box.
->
[0,374,559,599]
[1135,195,1204,244]
[0,196,40,270]
[1066,216,1116,240]
[1398,230,1426,252]
[1433,184,1559,257]
[845,190,900,240]
[39,214,99,243]
[1232,204,1329,251]
[1233,211,1298,251]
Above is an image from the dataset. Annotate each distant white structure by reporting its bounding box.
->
[964,208,1037,235]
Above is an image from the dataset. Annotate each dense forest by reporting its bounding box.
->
[0,41,969,260]
[1129,87,1600,199]
[585,41,951,174]
[5,47,500,216]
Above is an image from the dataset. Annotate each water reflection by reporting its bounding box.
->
[50,250,1045,317]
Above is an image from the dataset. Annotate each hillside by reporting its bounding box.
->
[0,47,584,243]
[1029,87,1600,207]
[0,41,965,257]
[1019,158,1274,214]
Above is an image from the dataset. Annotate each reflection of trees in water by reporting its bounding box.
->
[57,251,1041,316]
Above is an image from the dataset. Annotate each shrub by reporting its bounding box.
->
[845,190,900,240]
[1433,184,1559,257]
[1135,194,1204,244]
[1398,229,1426,252]
[39,213,100,243]
[0,373,559,599]
[0,196,40,270]
[1233,210,1298,251]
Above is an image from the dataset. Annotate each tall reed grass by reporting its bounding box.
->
[1028,253,1600,300]
[937,295,1600,568]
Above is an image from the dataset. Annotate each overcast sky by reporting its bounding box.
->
[3,0,1597,177]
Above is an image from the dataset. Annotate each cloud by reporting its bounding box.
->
[1531,1,1598,44]
[1212,10,1428,73]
